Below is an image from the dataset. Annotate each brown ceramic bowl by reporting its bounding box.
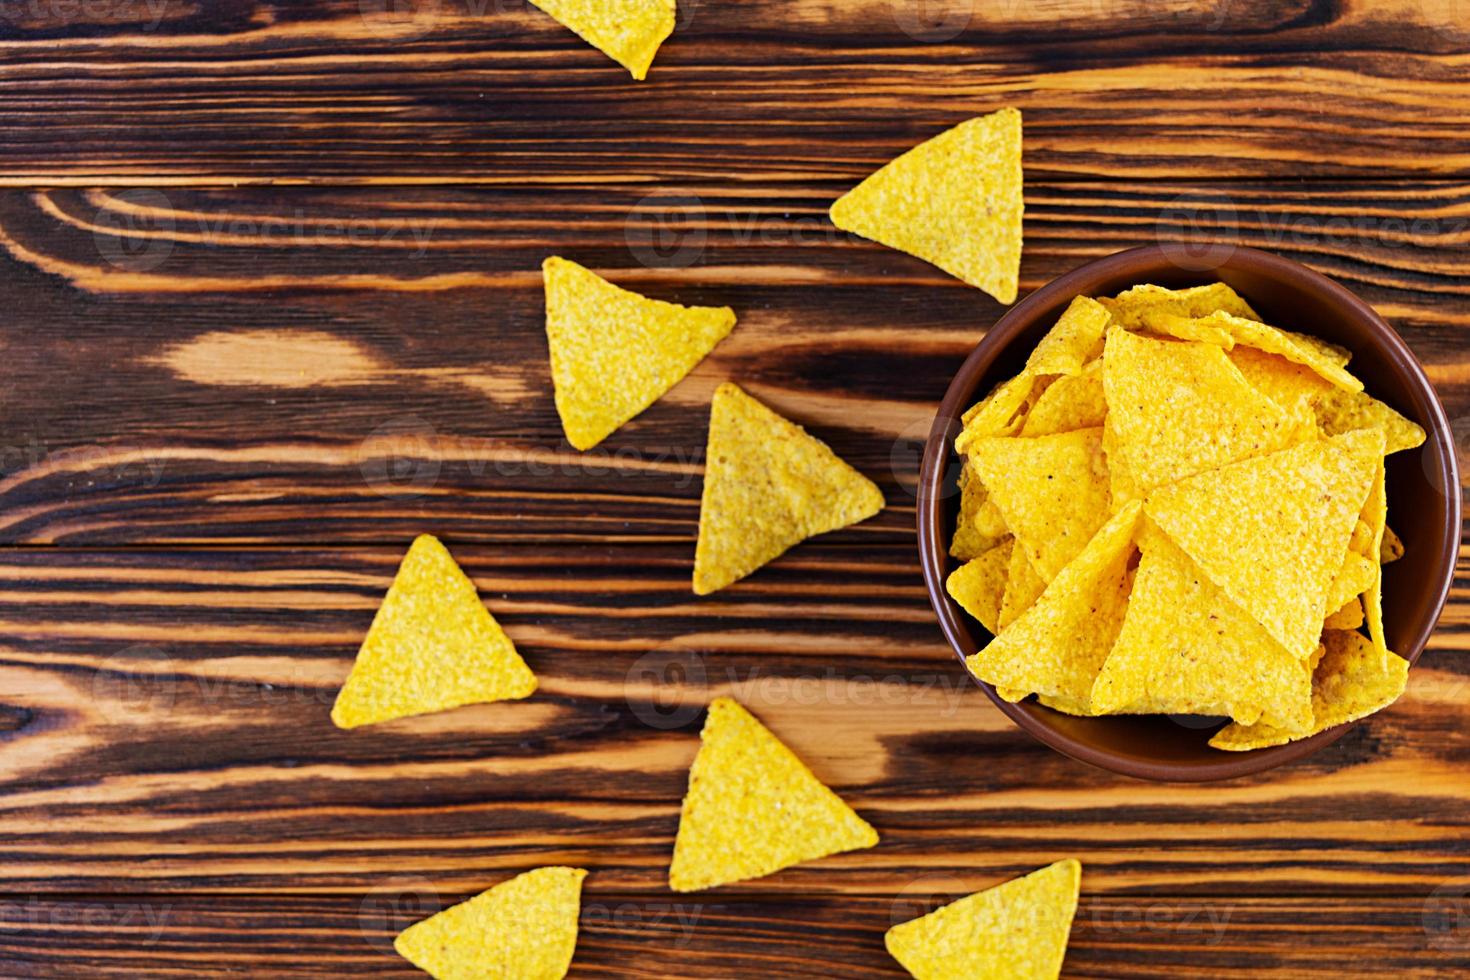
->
[917,245,1460,781]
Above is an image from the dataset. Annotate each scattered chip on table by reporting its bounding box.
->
[527,0,675,79]
[885,859,1081,980]
[544,255,736,451]
[830,107,1023,304]
[331,535,537,729]
[394,866,586,980]
[669,697,878,892]
[693,383,884,595]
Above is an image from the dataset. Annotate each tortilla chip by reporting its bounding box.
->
[527,0,675,80]
[544,256,735,451]
[1229,347,1424,454]
[951,460,1005,560]
[1210,630,1409,751]
[1144,430,1382,660]
[1090,526,1311,728]
[885,859,1081,980]
[998,539,1048,630]
[830,108,1023,304]
[1025,297,1111,376]
[1324,597,1364,631]
[1139,311,1238,348]
[947,539,1013,635]
[1381,525,1404,563]
[1022,361,1107,436]
[966,427,1113,581]
[957,374,1035,452]
[1103,328,1311,494]
[669,697,878,891]
[395,867,585,980]
[1100,413,1141,509]
[1361,454,1390,658]
[968,501,1141,706]
[1325,548,1377,617]
[331,535,537,729]
[973,497,1011,539]
[1151,310,1361,392]
[1100,281,1260,329]
[693,383,884,595]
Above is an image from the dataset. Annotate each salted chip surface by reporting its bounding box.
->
[1090,526,1311,728]
[1021,361,1106,437]
[1210,631,1409,751]
[957,373,1034,450]
[1144,430,1381,660]
[331,535,537,729]
[544,256,735,451]
[528,0,675,79]
[947,539,1013,635]
[966,427,1112,581]
[998,542,1048,630]
[395,867,584,980]
[1025,297,1111,376]
[885,859,1081,980]
[1229,347,1424,453]
[951,460,1004,560]
[669,697,878,891]
[1325,548,1377,616]
[1104,328,1311,494]
[1324,597,1365,631]
[1155,310,1362,392]
[968,502,1140,706]
[693,383,884,595]
[830,108,1023,304]
[1101,281,1259,329]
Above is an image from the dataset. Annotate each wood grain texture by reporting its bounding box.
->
[1,0,1470,182]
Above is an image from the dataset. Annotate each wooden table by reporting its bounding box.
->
[2,0,1468,976]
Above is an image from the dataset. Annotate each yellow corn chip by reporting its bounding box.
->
[998,542,1048,630]
[830,108,1023,304]
[1090,526,1311,729]
[693,383,884,595]
[966,427,1112,581]
[1229,347,1425,454]
[1150,310,1362,392]
[973,497,1011,539]
[1025,297,1111,376]
[1103,328,1312,494]
[669,697,878,891]
[1139,312,1238,349]
[947,539,1013,635]
[394,867,586,980]
[1100,281,1260,329]
[1144,429,1382,660]
[968,502,1140,706]
[1210,630,1409,751]
[1381,524,1404,563]
[1100,413,1141,510]
[1362,454,1391,658]
[1324,597,1364,631]
[951,460,1005,561]
[331,535,537,729]
[1325,548,1376,617]
[885,859,1081,980]
[544,256,735,451]
[1021,361,1106,437]
[527,0,675,80]
[961,373,1034,431]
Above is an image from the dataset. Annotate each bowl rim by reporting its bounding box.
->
[916,244,1461,782]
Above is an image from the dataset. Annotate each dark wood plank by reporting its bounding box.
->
[0,544,1466,894]
[0,892,1465,977]
[2,0,1470,182]
[0,182,1464,546]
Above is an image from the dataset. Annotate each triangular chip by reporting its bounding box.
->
[1021,360,1106,437]
[965,427,1112,581]
[331,535,537,728]
[1324,597,1365,631]
[998,541,1048,631]
[1100,281,1260,329]
[1146,310,1361,392]
[1090,525,1312,729]
[1361,453,1391,658]
[1024,296,1111,376]
[1381,524,1404,563]
[885,859,1081,980]
[946,538,1013,635]
[527,0,675,80]
[1103,328,1312,494]
[394,867,586,980]
[1210,631,1409,751]
[693,383,884,594]
[1325,548,1377,617]
[951,459,1005,560]
[830,108,1023,303]
[960,372,1034,433]
[1144,430,1383,660]
[669,697,878,891]
[544,256,735,450]
[968,501,1141,707]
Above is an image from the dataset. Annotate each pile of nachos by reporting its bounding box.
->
[946,282,1425,751]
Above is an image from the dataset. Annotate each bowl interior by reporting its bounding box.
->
[919,246,1460,781]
